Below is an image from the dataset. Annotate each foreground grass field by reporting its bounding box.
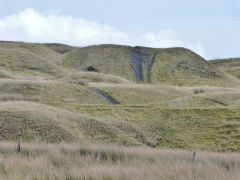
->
[0,142,240,180]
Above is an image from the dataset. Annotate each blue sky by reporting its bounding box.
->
[0,0,239,59]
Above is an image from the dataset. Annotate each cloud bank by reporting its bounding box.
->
[0,9,205,57]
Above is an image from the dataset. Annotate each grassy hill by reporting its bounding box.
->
[0,41,240,152]
[0,41,65,78]
[62,45,230,85]
[211,58,240,80]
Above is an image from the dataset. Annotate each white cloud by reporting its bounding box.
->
[142,31,206,57]
[0,9,206,57]
[143,30,184,47]
[0,9,128,45]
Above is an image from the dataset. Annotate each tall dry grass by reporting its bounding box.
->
[0,142,240,180]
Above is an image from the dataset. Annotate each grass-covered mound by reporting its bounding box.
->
[0,108,73,142]
[211,58,240,79]
[0,41,239,152]
[62,45,228,85]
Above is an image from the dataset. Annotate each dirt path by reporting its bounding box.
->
[88,87,119,105]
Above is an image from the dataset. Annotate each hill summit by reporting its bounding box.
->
[62,44,223,85]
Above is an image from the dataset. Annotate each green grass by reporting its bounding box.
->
[67,106,240,151]
[90,84,185,105]
[39,43,77,54]
[67,71,130,84]
[211,58,240,79]
[0,41,240,152]
[61,45,136,81]
[1,99,240,151]
[149,48,225,85]
[0,81,108,105]
[0,110,74,142]
[62,45,231,85]
[88,84,240,108]
[0,41,65,77]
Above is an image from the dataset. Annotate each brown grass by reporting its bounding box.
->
[0,142,240,180]
[0,94,40,102]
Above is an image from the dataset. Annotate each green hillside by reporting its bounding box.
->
[62,45,136,81]
[211,58,240,79]
[62,45,228,85]
[0,41,240,151]
[0,41,65,78]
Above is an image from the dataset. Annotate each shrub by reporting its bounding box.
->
[193,89,204,94]
[79,148,92,156]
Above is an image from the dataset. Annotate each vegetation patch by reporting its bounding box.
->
[0,111,74,142]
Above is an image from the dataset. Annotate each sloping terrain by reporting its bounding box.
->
[0,41,65,78]
[0,41,240,151]
[211,58,240,79]
[39,43,77,54]
[62,45,229,85]
[62,44,136,81]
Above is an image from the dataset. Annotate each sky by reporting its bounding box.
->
[0,0,239,59]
